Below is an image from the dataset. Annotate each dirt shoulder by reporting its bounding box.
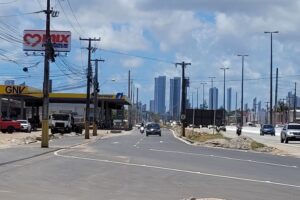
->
[0,129,129,149]
[171,126,286,155]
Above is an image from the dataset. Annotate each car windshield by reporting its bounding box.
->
[52,114,69,121]
[263,125,273,129]
[288,125,300,130]
[147,123,160,129]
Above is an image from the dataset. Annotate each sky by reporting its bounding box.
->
[0,0,300,111]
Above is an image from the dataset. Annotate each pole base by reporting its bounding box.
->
[92,122,97,136]
[41,120,49,148]
[85,121,90,139]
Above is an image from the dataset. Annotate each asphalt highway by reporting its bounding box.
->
[0,128,299,200]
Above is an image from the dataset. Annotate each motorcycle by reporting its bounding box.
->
[140,126,144,134]
[236,126,242,136]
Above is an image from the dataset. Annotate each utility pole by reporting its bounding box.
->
[41,0,52,148]
[294,82,297,122]
[264,31,279,125]
[136,87,139,124]
[220,67,229,125]
[275,67,278,124]
[237,54,248,127]
[128,70,132,129]
[200,82,207,109]
[265,102,270,124]
[176,62,191,137]
[196,88,199,109]
[80,37,100,139]
[91,59,104,136]
[235,92,238,125]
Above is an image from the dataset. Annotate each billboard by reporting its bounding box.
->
[23,30,71,52]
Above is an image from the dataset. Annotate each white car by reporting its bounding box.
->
[17,120,32,133]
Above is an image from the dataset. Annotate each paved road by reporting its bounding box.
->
[0,129,299,200]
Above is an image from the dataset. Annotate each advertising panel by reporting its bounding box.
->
[23,30,71,52]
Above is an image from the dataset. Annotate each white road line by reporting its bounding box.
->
[54,149,300,189]
[148,148,298,168]
[133,137,145,147]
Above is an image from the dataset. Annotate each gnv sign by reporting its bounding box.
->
[23,30,71,52]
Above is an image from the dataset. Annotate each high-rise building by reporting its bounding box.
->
[169,77,181,120]
[209,87,218,110]
[149,100,155,113]
[142,104,147,112]
[154,76,166,114]
[227,87,232,112]
[4,80,14,85]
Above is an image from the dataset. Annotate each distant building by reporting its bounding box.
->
[154,76,166,114]
[209,87,218,110]
[287,91,300,108]
[227,87,232,112]
[149,100,155,113]
[169,77,181,120]
[142,104,147,112]
[245,103,248,111]
[4,80,14,85]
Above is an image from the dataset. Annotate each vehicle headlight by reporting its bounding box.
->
[287,131,293,135]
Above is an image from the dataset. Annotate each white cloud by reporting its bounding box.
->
[121,57,143,68]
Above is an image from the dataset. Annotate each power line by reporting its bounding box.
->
[65,0,86,35]
[0,10,43,18]
[99,48,175,64]
[0,0,19,4]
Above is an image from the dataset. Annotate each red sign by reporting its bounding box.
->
[23,30,71,52]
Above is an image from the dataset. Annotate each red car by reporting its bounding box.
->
[0,118,21,133]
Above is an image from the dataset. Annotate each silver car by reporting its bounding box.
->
[17,120,32,133]
[280,123,300,143]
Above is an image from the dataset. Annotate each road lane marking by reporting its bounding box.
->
[113,142,119,144]
[133,137,145,147]
[148,148,298,168]
[54,149,300,189]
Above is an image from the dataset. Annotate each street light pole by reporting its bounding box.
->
[220,67,229,124]
[237,54,248,127]
[264,31,279,125]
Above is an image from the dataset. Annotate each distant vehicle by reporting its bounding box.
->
[0,118,21,133]
[17,120,32,133]
[146,123,161,137]
[260,124,275,136]
[135,123,142,128]
[50,113,84,134]
[281,123,300,143]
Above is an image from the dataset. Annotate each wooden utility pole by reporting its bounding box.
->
[80,37,100,139]
[91,59,104,136]
[176,62,191,137]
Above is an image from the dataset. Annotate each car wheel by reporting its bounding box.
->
[284,136,289,143]
[280,136,284,143]
[146,133,148,137]
[159,133,161,137]
[261,132,264,136]
[7,126,14,134]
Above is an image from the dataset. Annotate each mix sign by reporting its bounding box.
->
[23,30,71,52]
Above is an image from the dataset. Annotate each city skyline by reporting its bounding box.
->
[169,77,181,120]
[154,76,166,114]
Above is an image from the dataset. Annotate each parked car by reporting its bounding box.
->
[0,118,21,133]
[17,120,32,133]
[146,123,161,136]
[281,123,300,143]
[260,124,275,136]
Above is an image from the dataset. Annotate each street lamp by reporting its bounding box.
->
[237,54,248,127]
[264,31,279,125]
[220,67,229,125]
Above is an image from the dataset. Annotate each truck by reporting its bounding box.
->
[0,118,21,134]
[49,113,84,134]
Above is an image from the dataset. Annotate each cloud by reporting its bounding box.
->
[121,57,143,68]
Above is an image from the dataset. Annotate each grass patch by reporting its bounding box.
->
[186,132,225,142]
[251,141,266,149]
